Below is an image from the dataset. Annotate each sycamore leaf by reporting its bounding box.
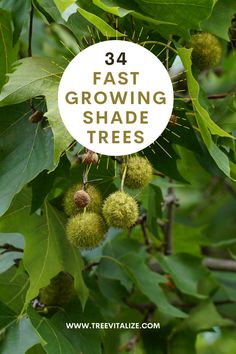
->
[77,6,125,37]
[0,188,89,310]
[53,0,75,13]
[0,9,17,90]
[157,253,208,298]
[0,316,38,354]
[0,103,54,217]
[28,307,76,354]
[0,57,73,165]
[178,47,234,178]
[93,0,215,38]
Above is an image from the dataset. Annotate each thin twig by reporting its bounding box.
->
[0,243,23,254]
[163,182,177,255]
[84,261,100,272]
[150,253,236,273]
[204,257,236,272]
[28,2,34,57]
[208,92,236,100]
[153,171,165,178]
[140,220,150,247]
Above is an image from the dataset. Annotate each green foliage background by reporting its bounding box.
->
[0,0,236,353]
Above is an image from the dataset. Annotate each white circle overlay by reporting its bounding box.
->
[58,40,173,156]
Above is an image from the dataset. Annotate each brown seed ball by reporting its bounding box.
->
[74,190,91,208]
[82,151,99,164]
[168,114,177,126]
[28,110,44,123]
[63,183,102,216]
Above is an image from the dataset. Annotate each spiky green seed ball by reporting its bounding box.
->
[102,191,138,229]
[190,32,222,70]
[120,156,153,189]
[66,212,107,249]
[64,184,102,216]
[39,272,74,306]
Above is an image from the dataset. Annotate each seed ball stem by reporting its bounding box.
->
[102,191,138,229]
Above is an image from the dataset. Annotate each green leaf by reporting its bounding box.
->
[77,6,125,37]
[0,188,89,310]
[0,301,16,329]
[213,271,236,302]
[51,299,103,354]
[177,300,233,332]
[178,47,234,178]
[92,0,173,25]
[172,224,206,256]
[93,0,214,37]
[99,237,187,318]
[93,0,132,17]
[0,57,73,165]
[30,156,70,213]
[121,253,188,318]
[28,300,103,354]
[0,267,29,314]
[28,307,76,354]
[202,0,236,41]
[144,141,186,182]
[1,0,31,44]
[136,0,215,35]
[0,9,17,90]
[33,0,61,22]
[202,50,236,94]
[169,331,196,354]
[0,103,54,217]
[0,317,39,354]
[157,253,208,298]
[53,0,75,13]
[25,345,46,354]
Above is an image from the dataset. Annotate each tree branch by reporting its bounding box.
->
[208,92,236,100]
[137,214,151,248]
[0,243,23,254]
[163,184,177,255]
[204,257,236,272]
[149,257,236,273]
[84,261,100,272]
